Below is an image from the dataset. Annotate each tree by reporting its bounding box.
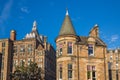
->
[10,62,44,80]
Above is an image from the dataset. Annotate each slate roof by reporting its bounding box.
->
[59,12,76,36]
[78,36,106,46]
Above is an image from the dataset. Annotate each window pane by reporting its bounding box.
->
[2,48,5,56]
[93,78,96,80]
[68,70,72,78]
[92,66,95,71]
[60,48,62,54]
[68,42,72,54]
[88,44,93,55]
[87,65,90,71]
[2,42,5,47]
[57,44,63,56]
[116,70,118,80]
[87,71,91,79]
[59,64,62,79]
[13,46,17,53]
[1,62,4,69]
[68,64,72,69]
[20,45,25,52]
[92,71,96,77]
[87,65,96,80]
[28,44,32,53]
[60,70,62,79]
[68,64,72,78]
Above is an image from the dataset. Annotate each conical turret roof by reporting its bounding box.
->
[59,10,76,36]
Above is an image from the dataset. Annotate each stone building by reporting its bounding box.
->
[0,21,56,80]
[55,10,109,80]
[0,53,2,79]
[0,38,13,80]
[107,49,120,80]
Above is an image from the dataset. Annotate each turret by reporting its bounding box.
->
[56,9,77,57]
[59,9,76,36]
[56,9,78,80]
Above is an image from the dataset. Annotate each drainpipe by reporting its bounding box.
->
[77,45,80,80]
[104,47,107,80]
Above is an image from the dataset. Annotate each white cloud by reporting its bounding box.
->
[0,0,13,24]
[21,7,29,13]
[0,0,13,35]
[100,31,120,49]
[111,35,119,42]
[107,34,119,49]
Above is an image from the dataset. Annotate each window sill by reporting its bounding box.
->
[88,54,94,57]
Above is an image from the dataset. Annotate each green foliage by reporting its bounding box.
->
[10,62,44,80]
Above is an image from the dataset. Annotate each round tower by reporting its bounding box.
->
[55,9,78,80]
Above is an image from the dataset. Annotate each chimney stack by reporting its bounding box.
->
[10,30,16,41]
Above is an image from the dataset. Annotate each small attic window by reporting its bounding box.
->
[88,44,94,56]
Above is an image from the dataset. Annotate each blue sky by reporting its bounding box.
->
[0,0,120,49]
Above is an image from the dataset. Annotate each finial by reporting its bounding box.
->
[33,20,37,27]
[66,8,69,15]
[32,20,37,31]
[94,24,98,27]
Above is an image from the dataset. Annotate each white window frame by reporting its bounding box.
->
[88,44,94,56]
[67,42,73,55]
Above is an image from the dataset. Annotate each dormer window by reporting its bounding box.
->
[88,44,94,56]
[68,42,72,54]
